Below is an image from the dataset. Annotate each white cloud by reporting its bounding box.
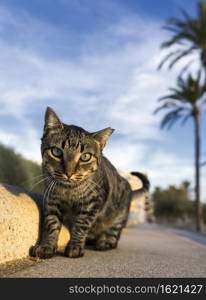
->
[104,139,148,172]
[0,118,41,162]
[0,3,205,201]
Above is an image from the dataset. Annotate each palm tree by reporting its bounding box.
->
[154,71,205,232]
[158,1,206,82]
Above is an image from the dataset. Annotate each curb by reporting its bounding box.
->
[0,183,70,264]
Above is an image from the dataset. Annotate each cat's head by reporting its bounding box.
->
[41,107,114,185]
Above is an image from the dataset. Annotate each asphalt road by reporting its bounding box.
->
[5,224,206,277]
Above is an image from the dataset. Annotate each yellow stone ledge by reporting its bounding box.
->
[0,183,70,264]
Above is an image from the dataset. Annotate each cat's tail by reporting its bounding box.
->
[130,171,150,199]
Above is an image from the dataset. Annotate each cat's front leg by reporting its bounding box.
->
[30,212,62,259]
[64,208,99,258]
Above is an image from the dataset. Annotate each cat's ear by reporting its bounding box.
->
[44,107,63,134]
[92,127,115,150]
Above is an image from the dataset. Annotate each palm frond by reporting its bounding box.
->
[177,76,186,87]
[157,50,182,70]
[180,114,192,126]
[160,108,185,129]
[162,25,183,34]
[165,17,187,28]
[161,34,187,48]
[166,114,182,129]
[197,68,202,83]
[158,94,183,102]
[168,47,196,69]
[154,101,181,114]
[163,86,190,103]
[159,2,206,73]
[179,59,195,76]
[179,7,193,22]
[155,70,205,130]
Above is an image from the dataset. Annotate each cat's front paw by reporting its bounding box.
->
[64,244,85,258]
[30,244,56,259]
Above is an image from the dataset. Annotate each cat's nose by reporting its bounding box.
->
[66,171,74,178]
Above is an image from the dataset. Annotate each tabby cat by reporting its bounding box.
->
[30,107,150,258]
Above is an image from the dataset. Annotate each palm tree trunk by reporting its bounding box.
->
[193,113,202,232]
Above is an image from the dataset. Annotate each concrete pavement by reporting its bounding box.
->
[3,224,206,278]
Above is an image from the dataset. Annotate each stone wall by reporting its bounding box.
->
[0,183,69,264]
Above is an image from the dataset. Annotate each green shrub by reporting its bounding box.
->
[0,143,43,193]
[152,181,196,223]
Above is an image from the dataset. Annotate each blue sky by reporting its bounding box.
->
[0,0,205,199]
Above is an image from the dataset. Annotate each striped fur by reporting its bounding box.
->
[30,107,150,258]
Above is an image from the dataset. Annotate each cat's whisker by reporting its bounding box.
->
[29,176,51,192]
[42,178,52,198]
[86,182,94,196]
[89,179,106,195]
[47,180,56,204]
[42,178,54,209]
[20,174,44,186]
[75,183,82,209]
[77,182,87,211]
[80,186,85,211]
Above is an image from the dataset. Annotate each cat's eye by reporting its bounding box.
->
[51,147,63,158]
[80,152,92,162]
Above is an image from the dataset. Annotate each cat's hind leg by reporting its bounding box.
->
[95,222,124,251]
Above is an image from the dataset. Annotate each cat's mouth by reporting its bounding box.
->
[52,172,86,185]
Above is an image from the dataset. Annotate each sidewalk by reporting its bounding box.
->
[3,224,206,278]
